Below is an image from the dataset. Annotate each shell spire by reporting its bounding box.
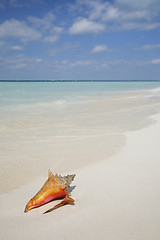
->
[64,174,76,186]
[24,170,76,214]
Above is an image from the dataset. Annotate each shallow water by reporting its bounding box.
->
[1,81,160,193]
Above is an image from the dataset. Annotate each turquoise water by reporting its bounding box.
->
[1,81,160,110]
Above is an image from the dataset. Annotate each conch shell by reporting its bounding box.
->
[24,170,76,214]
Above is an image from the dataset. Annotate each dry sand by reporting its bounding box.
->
[0,114,160,240]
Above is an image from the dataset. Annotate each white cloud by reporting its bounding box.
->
[72,0,160,32]
[0,13,63,44]
[11,45,23,50]
[114,0,160,24]
[92,44,109,53]
[101,5,119,21]
[76,0,154,21]
[35,58,43,63]
[150,59,160,64]
[0,19,41,42]
[69,18,105,35]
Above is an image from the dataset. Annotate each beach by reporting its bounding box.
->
[0,82,160,239]
[0,114,160,240]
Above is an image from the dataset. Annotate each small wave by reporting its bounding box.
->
[53,100,67,106]
[2,98,68,113]
[146,87,160,99]
[151,87,160,93]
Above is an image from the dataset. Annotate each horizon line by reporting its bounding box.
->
[0,80,160,82]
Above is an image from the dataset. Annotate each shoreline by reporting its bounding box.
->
[0,113,160,239]
[0,87,160,193]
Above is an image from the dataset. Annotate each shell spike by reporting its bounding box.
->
[48,169,54,180]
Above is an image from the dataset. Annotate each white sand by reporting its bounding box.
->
[0,114,160,240]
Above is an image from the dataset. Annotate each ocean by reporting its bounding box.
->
[1,81,160,108]
[1,81,160,193]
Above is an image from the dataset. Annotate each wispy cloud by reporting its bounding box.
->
[150,59,160,64]
[11,45,23,50]
[91,44,109,53]
[115,0,160,12]
[120,22,160,31]
[0,54,43,70]
[139,43,160,50]
[0,40,5,46]
[44,26,63,43]
[1,0,39,8]
[69,60,94,67]
[28,13,63,43]
[28,12,56,30]
[0,2,5,9]
[44,35,59,43]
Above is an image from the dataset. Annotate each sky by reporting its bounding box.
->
[0,0,160,80]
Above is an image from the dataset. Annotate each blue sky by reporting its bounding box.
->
[0,0,160,80]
